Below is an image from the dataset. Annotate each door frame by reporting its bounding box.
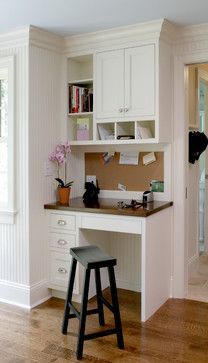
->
[173,51,208,298]
[198,70,208,252]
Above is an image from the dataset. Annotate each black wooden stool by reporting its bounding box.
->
[62,245,124,360]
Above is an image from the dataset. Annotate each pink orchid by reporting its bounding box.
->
[48,141,73,187]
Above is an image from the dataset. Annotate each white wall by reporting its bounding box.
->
[0,28,64,307]
[0,35,30,306]
[28,44,62,303]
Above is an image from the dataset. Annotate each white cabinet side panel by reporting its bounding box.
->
[158,40,172,142]
[142,208,172,321]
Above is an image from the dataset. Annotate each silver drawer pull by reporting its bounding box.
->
[58,267,67,274]
[57,219,66,225]
[57,239,67,246]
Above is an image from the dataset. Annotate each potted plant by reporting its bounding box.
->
[48,141,73,205]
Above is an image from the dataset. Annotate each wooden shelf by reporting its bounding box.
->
[68,78,93,85]
[68,112,93,117]
[70,138,158,146]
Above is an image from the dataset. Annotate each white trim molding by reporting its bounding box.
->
[0,209,17,224]
[0,26,29,49]
[0,279,51,309]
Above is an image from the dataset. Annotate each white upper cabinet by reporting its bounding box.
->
[124,45,155,118]
[96,49,124,119]
[96,44,155,120]
[66,20,172,145]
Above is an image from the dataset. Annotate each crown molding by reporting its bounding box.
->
[174,22,208,55]
[29,26,64,53]
[63,18,174,55]
[160,19,178,43]
[0,26,30,49]
[176,22,208,43]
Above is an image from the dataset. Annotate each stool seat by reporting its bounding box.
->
[70,245,116,269]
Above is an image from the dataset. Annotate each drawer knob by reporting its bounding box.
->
[57,239,67,246]
[57,219,66,226]
[58,267,67,274]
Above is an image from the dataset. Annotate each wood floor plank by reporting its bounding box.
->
[0,290,208,362]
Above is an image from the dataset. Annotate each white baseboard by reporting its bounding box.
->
[0,279,51,309]
[30,280,51,308]
[116,279,141,292]
[51,279,140,304]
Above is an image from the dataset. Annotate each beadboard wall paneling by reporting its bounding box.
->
[0,45,29,288]
[110,232,141,291]
[78,228,141,293]
[28,45,62,285]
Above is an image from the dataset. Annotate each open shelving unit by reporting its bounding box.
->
[67,54,94,143]
[67,54,157,145]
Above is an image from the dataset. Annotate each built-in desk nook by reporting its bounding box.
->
[44,198,173,322]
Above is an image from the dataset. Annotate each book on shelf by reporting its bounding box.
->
[137,125,153,139]
[77,118,90,141]
[69,85,93,113]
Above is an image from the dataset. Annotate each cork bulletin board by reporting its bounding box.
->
[85,152,164,191]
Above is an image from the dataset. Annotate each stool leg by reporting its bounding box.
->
[95,268,105,326]
[62,258,77,335]
[77,268,91,360]
[108,266,124,349]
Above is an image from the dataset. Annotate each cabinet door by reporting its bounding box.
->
[124,45,155,117]
[96,49,124,119]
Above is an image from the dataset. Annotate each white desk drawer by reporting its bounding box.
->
[50,213,76,231]
[50,251,72,289]
[50,232,76,250]
[81,215,142,234]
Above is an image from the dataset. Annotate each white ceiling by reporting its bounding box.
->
[1,0,208,36]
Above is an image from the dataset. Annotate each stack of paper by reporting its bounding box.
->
[137,126,152,139]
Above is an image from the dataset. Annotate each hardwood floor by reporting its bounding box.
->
[1,290,208,362]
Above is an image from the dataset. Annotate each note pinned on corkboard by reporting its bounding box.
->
[85,152,164,191]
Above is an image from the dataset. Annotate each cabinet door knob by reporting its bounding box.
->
[57,239,67,246]
[118,107,123,113]
[58,267,67,274]
[57,219,66,225]
[124,107,129,112]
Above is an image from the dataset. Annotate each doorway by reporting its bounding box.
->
[187,63,208,302]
